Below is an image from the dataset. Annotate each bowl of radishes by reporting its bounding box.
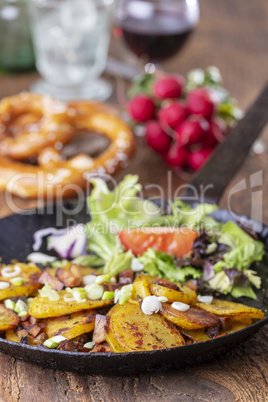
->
[127,67,243,172]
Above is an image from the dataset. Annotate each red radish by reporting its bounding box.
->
[163,143,189,167]
[145,120,172,154]
[175,118,208,146]
[188,147,213,171]
[204,118,227,147]
[158,102,188,129]
[187,88,215,119]
[153,76,184,99]
[129,95,155,122]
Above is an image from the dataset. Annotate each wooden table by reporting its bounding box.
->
[0,0,268,400]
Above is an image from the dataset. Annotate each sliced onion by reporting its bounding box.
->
[197,295,213,304]
[141,296,162,315]
[33,227,66,251]
[85,284,104,300]
[82,275,97,286]
[0,281,10,289]
[171,302,190,312]
[63,294,75,302]
[47,224,87,259]
[157,296,168,303]
[1,265,21,278]
[27,253,57,264]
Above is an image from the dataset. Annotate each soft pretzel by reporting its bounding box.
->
[0,97,135,199]
[0,93,74,160]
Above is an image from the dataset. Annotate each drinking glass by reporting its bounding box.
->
[115,0,199,70]
[29,0,114,101]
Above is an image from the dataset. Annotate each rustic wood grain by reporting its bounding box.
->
[0,0,268,401]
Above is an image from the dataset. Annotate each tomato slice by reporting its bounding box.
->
[118,227,198,258]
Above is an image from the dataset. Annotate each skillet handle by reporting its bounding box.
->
[182,83,268,204]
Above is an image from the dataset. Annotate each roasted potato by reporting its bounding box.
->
[129,277,151,304]
[196,300,264,322]
[0,263,41,300]
[179,328,211,343]
[160,304,219,330]
[0,304,19,332]
[106,302,185,352]
[29,290,113,318]
[5,329,19,343]
[150,283,197,305]
[45,310,96,339]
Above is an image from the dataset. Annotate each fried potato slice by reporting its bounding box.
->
[106,303,185,352]
[129,277,151,304]
[196,300,264,321]
[179,328,211,343]
[160,304,219,330]
[0,305,19,332]
[29,291,113,318]
[219,322,249,335]
[45,310,96,339]
[5,329,19,342]
[150,283,197,305]
[0,263,41,300]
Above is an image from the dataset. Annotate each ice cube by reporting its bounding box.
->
[59,0,98,33]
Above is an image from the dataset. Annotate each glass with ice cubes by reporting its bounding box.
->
[29,0,114,100]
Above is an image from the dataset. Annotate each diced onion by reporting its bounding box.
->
[0,282,10,289]
[95,274,111,284]
[118,284,133,305]
[131,258,144,272]
[4,299,15,310]
[84,341,95,349]
[63,294,75,302]
[85,284,104,300]
[27,252,57,264]
[18,311,28,318]
[14,300,28,314]
[39,282,60,301]
[171,302,190,312]
[10,277,24,286]
[73,288,87,303]
[157,296,168,303]
[102,291,114,300]
[114,289,121,304]
[82,275,97,286]
[197,295,213,304]
[50,335,67,343]
[1,265,21,278]
[141,296,162,315]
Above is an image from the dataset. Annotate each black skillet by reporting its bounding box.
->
[0,85,267,375]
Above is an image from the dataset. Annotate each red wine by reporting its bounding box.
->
[120,13,196,62]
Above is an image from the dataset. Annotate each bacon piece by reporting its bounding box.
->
[92,315,107,344]
[155,278,180,291]
[56,268,82,287]
[119,269,134,285]
[91,342,113,353]
[219,316,231,331]
[39,271,64,291]
[28,324,42,338]
[32,332,47,345]
[17,329,29,344]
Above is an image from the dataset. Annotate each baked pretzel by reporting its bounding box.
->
[0,93,74,160]
[0,95,135,199]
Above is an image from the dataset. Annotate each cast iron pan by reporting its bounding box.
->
[0,85,267,375]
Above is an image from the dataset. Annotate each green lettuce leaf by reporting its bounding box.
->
[139,248,202,283]
[218,221,264,270]
[103,250,134,276]
[231,286,257,300]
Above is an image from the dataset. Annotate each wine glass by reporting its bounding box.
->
[29,0,114,101]
[115,0,200,71]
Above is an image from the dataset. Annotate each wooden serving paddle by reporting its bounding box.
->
[182,83,268,204]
